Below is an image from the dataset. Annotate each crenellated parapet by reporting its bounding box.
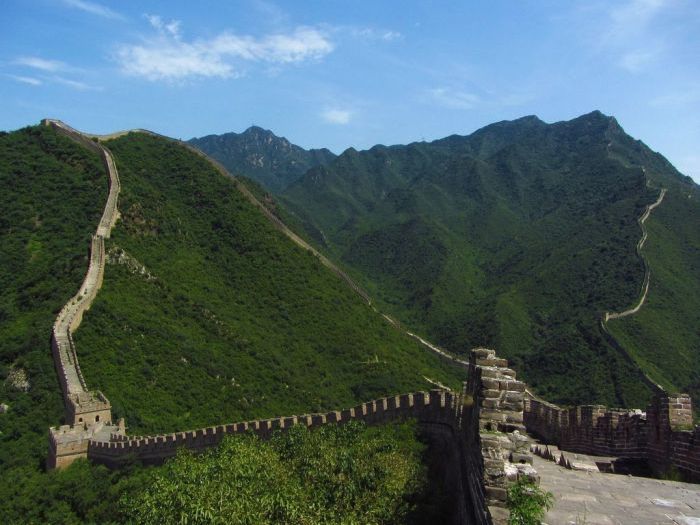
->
[524,388,700,481]
[49,347,534,524]
[87,390,461,467]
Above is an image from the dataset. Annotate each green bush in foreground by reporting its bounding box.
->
[507,478,554,525]
[122,421,424,525]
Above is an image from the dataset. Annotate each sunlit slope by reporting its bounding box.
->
[74,132,462,435]
[607,164,700,402]
[0,125,106,472]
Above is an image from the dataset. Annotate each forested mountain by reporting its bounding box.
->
[0,125,460,521]
[251,111,698,408]
[189,126,336,193]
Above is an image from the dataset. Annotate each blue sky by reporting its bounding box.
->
[2,0,699,181]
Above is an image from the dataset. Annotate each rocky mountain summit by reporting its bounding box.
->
[189,125,336,193]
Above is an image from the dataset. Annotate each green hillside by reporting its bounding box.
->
[278,111,699,407]
[0,125,106,469]
[606,145,700,403]
[74,131,462,435]
[0,125,462,522]
[0,125,138,523]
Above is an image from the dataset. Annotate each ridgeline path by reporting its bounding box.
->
[44,119,121,398]
[44,121,467,390]
[599,169,667,394]
[604,184,667,322]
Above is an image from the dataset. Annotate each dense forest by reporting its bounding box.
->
[251,111,699,408]
[0,125,464,522]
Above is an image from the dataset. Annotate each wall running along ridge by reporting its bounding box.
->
[40,121,528,523]
[42,119,123,468]
[600,179,668,392]
[524,390,700,481]
[84,124,467,367]
[604,185,666,322]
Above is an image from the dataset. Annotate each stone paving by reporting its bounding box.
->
[534,455,700,524]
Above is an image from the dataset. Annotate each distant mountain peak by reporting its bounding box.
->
[189,126,336,193]
[513,115,544,124]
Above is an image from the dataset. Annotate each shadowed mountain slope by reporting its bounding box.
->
[275,111,699,407]
[189,126,336,193]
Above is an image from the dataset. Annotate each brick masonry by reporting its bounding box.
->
[524,390,700,481]
[49,348,534,525]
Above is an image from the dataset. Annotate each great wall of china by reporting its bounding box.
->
[604,182,667,323]
[43,119,124,468]
[525,391,700,479]
[598,174,669,394]
[42,120,699,524]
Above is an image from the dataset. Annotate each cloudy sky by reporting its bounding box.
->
[2,0,699,181]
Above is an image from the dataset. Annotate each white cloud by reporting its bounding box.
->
[429,88,480,110]
[145,14,181,37]
[13,55,96,89]
[349,27,403,42]
[594,0,674,73]
[321,108,352,124]
[618,48,660,72]
[116,19,334,81]
[15,56,67,72]
[381,31,402,41]
[8,74,42,86]
[52,76,98,91]
[62,0,124,20]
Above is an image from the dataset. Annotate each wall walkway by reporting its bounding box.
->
[524,390,700,481]
[42,118,122,450]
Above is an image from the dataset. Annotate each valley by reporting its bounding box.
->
[195,111,700,409]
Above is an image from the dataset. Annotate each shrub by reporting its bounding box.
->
[507,478,554,525]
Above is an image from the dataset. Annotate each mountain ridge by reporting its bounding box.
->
[200,110,698,409]
[188,125,336,193]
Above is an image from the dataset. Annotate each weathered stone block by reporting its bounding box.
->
[485,486,508,502]
[510,452,532,465]
[483,390,504,401]
[482,399,501,410]
[481,378,500,390]
[478,358,509,368]
[505,391,524,403]
[472,348,496,359]
[480,410,507,421]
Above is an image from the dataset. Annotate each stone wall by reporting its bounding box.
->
[84,349,534,525]
[88,391,458,467]
[524,390,700,481]
[44,119,124,465]
[462,349,537,524]
[38,121,539,522]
